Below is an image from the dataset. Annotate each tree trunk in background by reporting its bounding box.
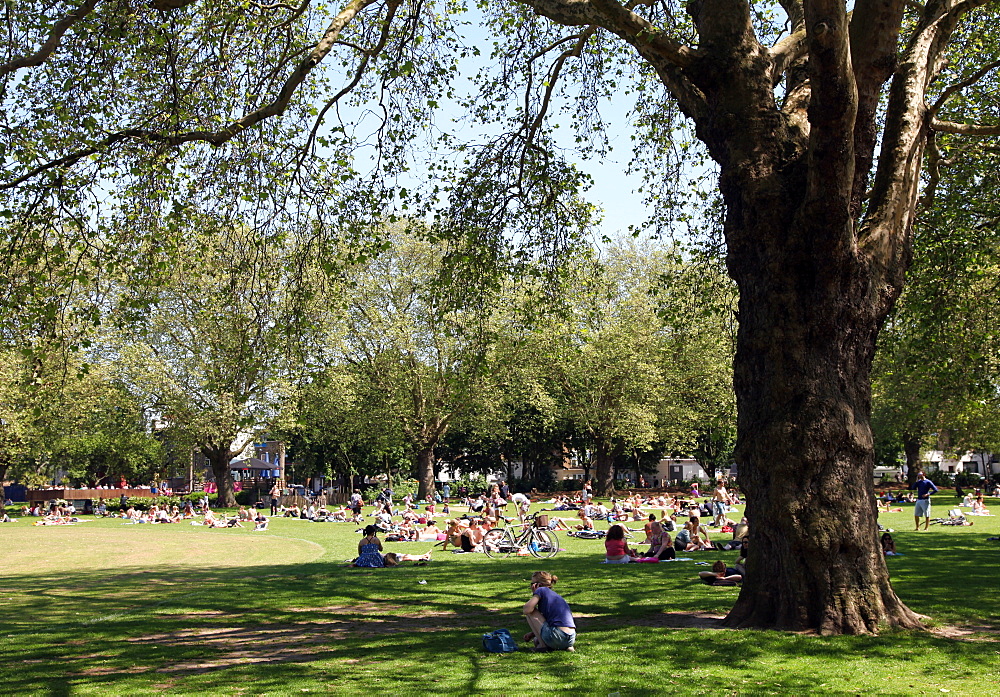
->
[205,447,236,507]
[593,439,615,496]
[416,445,436,500]
[904,436,921,488]
[0,462,7,514]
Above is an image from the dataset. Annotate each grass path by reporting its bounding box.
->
[1,500,998,695]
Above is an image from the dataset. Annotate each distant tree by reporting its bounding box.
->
[119,221,299,507]
[326,228,506,500]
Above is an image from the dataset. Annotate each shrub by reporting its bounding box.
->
[235,490,261,506]
[926,469,954,486]
[954,470,984,487]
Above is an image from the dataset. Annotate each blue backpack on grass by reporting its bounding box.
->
[482,628,518,652]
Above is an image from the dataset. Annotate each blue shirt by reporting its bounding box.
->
[914,479,938,500]
[535,586,575,629]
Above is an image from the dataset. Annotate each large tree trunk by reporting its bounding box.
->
[415,445,436,500]
[722,175,924,634]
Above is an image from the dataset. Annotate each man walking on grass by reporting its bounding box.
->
[912,472,938,531]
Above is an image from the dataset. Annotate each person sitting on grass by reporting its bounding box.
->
[687,533,713,551]
[442,519,474,552]
[645,528,676,560]
[604,524,639,564]
[468,518,488,548]
[880,532,901,556]
[680,515,712,550]
[971,496,992,516]
[252,513,269,531]
[419,520,444,541]
[522,571,576,652]
[642,513,661,546]
[575,508,595,531]
[354,525,385,567]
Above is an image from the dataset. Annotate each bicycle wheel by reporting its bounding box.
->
[483,528,515,559]
[528,528,559,558]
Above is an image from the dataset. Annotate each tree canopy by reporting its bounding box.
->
[7,0,1000,635]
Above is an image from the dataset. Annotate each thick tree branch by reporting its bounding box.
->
[918,130,943,208]
[779,0,807,30]
[802,0,856,227]
[0,0,100,79]
[930,118,1000,135]
[518,0,698,67]
[1,0,387,190]
[770,26,808,86]
[861,0,993,291]
[849,1,908,217]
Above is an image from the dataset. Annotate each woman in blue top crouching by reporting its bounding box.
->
[523,571,576,652]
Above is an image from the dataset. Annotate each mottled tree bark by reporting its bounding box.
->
[722,184,923,632]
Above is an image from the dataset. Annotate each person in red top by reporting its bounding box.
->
[603,524,638,564]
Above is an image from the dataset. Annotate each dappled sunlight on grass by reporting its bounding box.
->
[1,502,998,694]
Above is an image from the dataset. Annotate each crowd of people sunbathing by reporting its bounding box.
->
[90,499,271,530]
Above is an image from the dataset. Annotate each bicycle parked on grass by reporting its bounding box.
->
[482,513,560,559]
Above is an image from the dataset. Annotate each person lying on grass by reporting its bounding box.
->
[698,560,743,585]
[878,499,904,513]
[523,571,576,652]
[382,551,432,566]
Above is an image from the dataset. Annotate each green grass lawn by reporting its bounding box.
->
[2,500,998,696]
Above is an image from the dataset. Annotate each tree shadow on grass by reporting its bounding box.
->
[1,547,996,694]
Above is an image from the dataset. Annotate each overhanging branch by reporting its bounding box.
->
[931,58,1000,115]
[930,118,1000,135]
[0,0,101,79]
[2,0,386,190]
[517,0,697,68]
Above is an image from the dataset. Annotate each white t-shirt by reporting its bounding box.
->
[511,493,529,505]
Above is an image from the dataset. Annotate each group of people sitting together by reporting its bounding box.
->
[189,506,270,530]
[544,490,741,527]
[958,490,993,516]
[603,513,750,563]
[9,502,83,525]
[278,502,364,523]
[100,501,270,530]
